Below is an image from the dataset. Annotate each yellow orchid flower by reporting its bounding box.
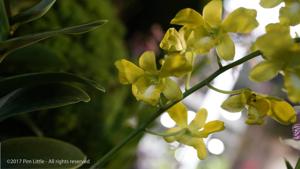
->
[160,26,215,56]
[163,103,224,160]
[260,0,284,8]
[168,0,258,60]
[260,0,300,26]
[222,89,297,125]
[283,69,300,102]
[115,51,192,106]
[250,23,300,102]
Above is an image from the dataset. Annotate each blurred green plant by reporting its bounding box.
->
[0,0,147,169]
[0,0,109,168]
[2,137,87,169]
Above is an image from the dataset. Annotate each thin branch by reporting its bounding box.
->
[145,128,186,137]
[207,83,244,95]
[216,54,223,68]
[185,54,195,91]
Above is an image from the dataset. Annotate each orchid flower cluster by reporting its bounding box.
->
[115,0,300,160]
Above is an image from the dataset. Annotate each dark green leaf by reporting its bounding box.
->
[295,158,300,169]
[1,137,86,169]
[1,44,67,72]
[0,72,105,96]
[0,20,107,61]
[0,0,10,40]
[285,159,294,169]
[11,0,56,25]
[0,83,90,121]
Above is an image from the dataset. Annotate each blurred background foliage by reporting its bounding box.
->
[0,0,147,168]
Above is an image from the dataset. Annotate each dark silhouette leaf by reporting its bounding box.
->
[285,159,294,169]
[0,20,107,62]
[0,83,90,121]
[0,72,105,96]
[11,0,56,25]
[1,137,86,169]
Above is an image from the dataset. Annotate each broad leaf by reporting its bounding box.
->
[1,44,67,72]
[11,0,56,25]
[1,137,86,169]
[0,20,107,62]
[0,72,105,96]
[0,83,90,121]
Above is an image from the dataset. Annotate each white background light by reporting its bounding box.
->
[221,111,242,121]
[160,110,197,128]
[160,112,175,128]
[290,25,300,38]
[207,138,225,155]
[175,146,199,169]
[188,111,196,124]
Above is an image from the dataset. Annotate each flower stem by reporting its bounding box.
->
[185,72,192,90]
[145,128,186,137]
[89,50,262,169]
[185,54,195,91]
[89,106,168,169]
[207,84,244,95]
[216,54,223,68]
[183,50,261,97]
